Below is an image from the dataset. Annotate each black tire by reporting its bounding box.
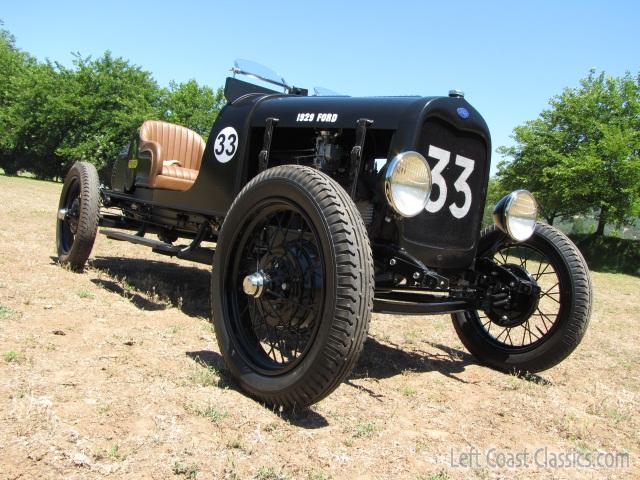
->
[211,165,374,408]
[452,223,592,373]
[56,161,100,271]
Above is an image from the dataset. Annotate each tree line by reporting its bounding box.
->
[0,22,225,181]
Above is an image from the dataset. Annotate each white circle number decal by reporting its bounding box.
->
[213,126,239,163]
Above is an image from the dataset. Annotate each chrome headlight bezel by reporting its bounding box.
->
[493,190,538,242]
[384,151,432,218]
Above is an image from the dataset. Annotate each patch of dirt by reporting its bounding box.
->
[0,175,638,479]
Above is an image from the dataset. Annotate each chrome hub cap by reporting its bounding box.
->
[57,208,69,221]
[243,271,267,298]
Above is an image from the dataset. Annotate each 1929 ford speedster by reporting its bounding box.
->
[55,60,592,407]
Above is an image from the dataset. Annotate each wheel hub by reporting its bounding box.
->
[63,198,81,235]
[486,263,540,328]
[228,202,327,374]
[240,227,321,331]
[250,243,318,329]
[243,271,268,298]
[57,208,69,221]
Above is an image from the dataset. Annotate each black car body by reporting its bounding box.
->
[109,76,489,291]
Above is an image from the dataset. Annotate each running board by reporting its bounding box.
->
[100,229,214,265]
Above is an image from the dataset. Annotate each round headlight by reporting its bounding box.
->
[384,151,432,217]
[493,190,538,242]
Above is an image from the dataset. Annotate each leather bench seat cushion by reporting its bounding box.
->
[162,164,198,181]
[154,165,199,191]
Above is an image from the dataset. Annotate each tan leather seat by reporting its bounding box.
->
[139,120,206,191]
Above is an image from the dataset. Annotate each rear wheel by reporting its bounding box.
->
[452,223,592,373]
[56,161,100,271]
[211,165,374,408]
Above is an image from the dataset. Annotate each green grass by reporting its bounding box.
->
[255,466,289,480]
[188,355,220,387]
[172,461,199,479]
[3,351,23,363]
[190,362,219,387]
[200,405,228,423]
[186,403,228,423]
[401,385,418,397]
[505,374,526,391]
[353,421,376,438]
[77,289,94,299]
[417,471,453,480]
[403,329,421,344]
[226,437,252,454]
[0,304,14,319]
[93,443,124,461]
[587,400,632,426]
[605,407,632,425]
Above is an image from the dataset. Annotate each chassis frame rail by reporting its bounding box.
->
[373,290,473,315]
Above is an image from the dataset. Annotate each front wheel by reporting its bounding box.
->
[452,223,592,373]
[211,165,374,408]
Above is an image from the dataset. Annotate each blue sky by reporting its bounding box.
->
[3,1,638,174]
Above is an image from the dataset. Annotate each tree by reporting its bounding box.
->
[8,61,76,179]
[496,118,579,225]
[482,177,508,227]
[55,52,162,176]
[0,21,37,174]
[159,80,225,139]
[498,71,640,233]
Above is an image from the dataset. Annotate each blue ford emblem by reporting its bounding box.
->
[457,107,470,119]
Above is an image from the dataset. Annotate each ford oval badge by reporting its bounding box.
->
[457,107,470,119]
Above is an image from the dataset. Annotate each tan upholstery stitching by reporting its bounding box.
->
[138,120,205,191]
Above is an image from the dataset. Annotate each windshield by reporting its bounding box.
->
[232,59,290,92]
[313,86,347,97]
[231,59,343,96]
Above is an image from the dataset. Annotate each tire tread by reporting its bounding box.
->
[57,161,100,271]
[213,165,374,408]
[453,223,592,373]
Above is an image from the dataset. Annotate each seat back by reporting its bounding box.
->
[139,120,206,171]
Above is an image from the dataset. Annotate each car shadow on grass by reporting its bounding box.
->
[89,256,210,317]
[186,349,330,429]
[186,338,481,426]
[353,336,552,384]
[351,336,476,384]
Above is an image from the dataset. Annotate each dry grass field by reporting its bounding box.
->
[0,174,638,479]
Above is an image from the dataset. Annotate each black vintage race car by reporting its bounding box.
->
[56,60,592,407]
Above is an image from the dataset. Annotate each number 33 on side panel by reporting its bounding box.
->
[214,126,239,163]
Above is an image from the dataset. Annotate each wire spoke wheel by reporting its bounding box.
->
[479,244,561,349]
[212,165,374,408]
[229,201,325,374]
[57,179,81,255]
[451,223,592,373]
